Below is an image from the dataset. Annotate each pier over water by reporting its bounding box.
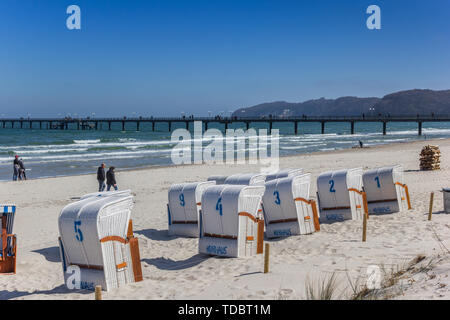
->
[2,115,450,136]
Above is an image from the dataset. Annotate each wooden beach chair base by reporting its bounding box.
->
[0,234,17,275]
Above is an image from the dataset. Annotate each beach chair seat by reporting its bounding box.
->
[265,168,304,182]
[167,181,215,237]
[317,168,368,223]
[224,173,266,186]
[262,174,320,238]
[58,193,142,291]
[207,175,228,185]
[0,205,17,274]
[363,165,411,214]
[199,185,265,258]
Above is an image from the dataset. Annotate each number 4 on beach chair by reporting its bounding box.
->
[0,205,17,275]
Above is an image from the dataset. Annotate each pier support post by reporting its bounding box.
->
[246,122,250,130]
[205,122,208,131]
[168,122,171,132]
[2,121,5,129]
[122,121,125,131]
[29,121,32,129]
[137,121,140,131]
[20,121,23,129]
[382,122,387,135]
[269,122,273,134]
[321,122,325,134]
[152,122,155,131]
[351,121,355,134]
[294,121,298,135]
[11,121,14,129]
[185,121,189,130]
[225,122,228,131]
[418,122,423,136]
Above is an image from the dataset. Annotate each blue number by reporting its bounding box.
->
[375,176,381,188]
[216,197,223,216]
[329,180,336,193]
[179,193,185,206]
[74,220,83,242]
[274,190,281,205]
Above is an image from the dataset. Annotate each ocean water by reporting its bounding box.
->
[1,121,449,181]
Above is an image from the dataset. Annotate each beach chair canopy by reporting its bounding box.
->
[224,173,266,186]
[207,175,228,185]
[0,205,17,274]
[265,168,304,182]
[58,193,142,291]
[363,165,410,214]
[262,174,319,238]
[199,185,265,258]
[167,181,215,237]
[317,168,366,222]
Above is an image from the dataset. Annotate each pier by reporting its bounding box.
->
[1,115,449,136]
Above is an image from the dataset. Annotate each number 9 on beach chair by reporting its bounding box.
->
[58,193,143,291]
[317,168,368,223]
[168,181,215,237]
[363,165,411,214]
[262,174,320,238]
[199,185,265,258]
[0,205,17,274]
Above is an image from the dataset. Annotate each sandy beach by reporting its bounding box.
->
[1,138,450,300]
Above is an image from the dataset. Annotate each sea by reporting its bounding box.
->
[1,121,450,181]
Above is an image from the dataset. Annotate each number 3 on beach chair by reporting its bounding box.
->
[0,205,17,275]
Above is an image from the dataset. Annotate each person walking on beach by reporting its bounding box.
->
[13,155,20,181]
[97,163,106,192]
[18,158,27,180]
[106,166,118,191]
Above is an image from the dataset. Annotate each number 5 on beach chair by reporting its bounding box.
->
[0,205,17,275]
[317,168,368,223]
[199,185,265,258]
[262,174,320,238]
[58,192,142,291]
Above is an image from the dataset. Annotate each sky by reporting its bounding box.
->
[0,0,449,117]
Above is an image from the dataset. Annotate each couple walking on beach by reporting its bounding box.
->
[97,163,118,192]
[13,155,27,181]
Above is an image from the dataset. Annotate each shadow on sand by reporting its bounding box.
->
[142,254,211,271]
[0,284,91,300]
[32,246,61,263]
[135,228,183,241]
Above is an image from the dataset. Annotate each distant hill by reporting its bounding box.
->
[232,89,450,118]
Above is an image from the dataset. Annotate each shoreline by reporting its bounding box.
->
[0,136,442,183]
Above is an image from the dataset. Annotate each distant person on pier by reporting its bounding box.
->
[13,155,20,181]
[97,163,106,192]
[18,158,27,180]
[106,166,118,191]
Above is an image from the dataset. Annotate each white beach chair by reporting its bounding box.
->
[199,185,265,258]
[58,193,142,291]
[167,181,216,237]
[317,168,368,223]
[0,204,17,274]
[363,165,411,214]
[265,168,304,182]
[207,175,228,185]
[262,174,320,238]
[224,173,266,186]
[79,190,132,200]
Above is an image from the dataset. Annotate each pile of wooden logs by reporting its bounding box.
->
[420,145,441,170]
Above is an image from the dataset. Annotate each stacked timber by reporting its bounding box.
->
[420,145,441,171]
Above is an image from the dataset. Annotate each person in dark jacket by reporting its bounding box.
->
[13,155,20,181]
[106,166,118,191]
[18,158,26,180]
[97,163,106,192]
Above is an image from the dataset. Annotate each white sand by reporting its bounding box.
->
[1,138,450,300]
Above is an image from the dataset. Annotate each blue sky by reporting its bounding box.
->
[0,0,449,117]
